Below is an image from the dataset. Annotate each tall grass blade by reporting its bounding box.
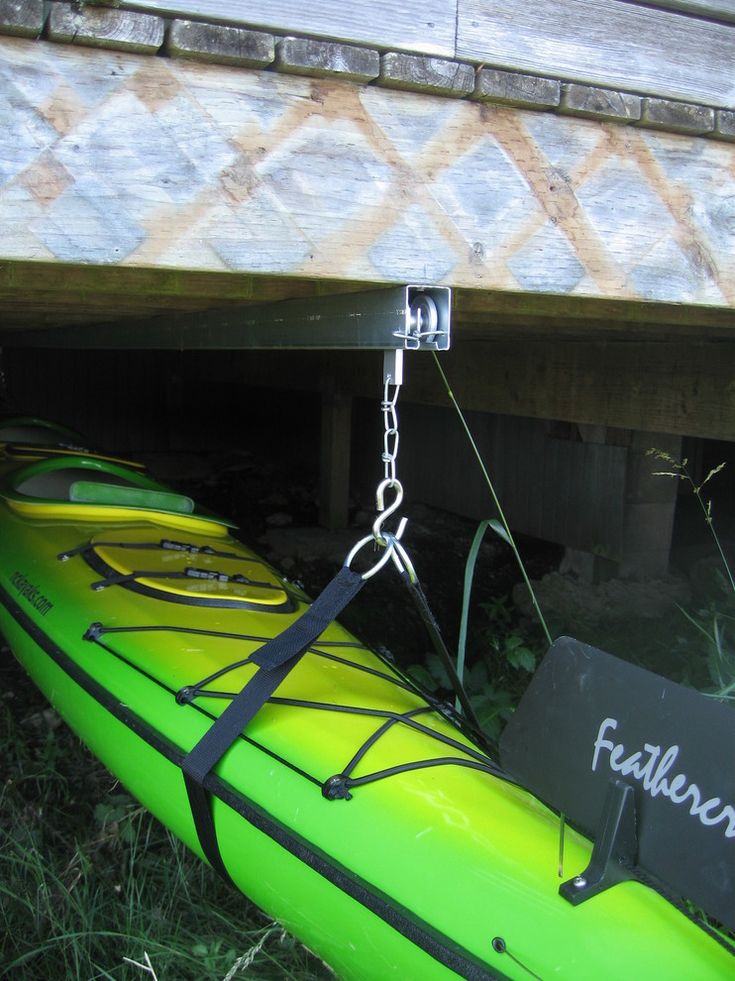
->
[432,353,552,646]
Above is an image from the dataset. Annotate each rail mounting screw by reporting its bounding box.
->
[573,875,587,889]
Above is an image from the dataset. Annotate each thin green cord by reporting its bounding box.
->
[432,353,552,647]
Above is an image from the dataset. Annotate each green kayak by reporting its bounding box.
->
[0,428,732,980]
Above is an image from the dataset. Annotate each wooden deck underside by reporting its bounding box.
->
[0,36,733,334]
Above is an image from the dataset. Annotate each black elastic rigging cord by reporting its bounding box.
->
[339,706,432,777]
[86,612,477,740]
[85,632,324,789]
[178,643,416,704]
[89,567,279,592]
[267,697,502,770]
[59,538,269,564]
[179,688,510,795]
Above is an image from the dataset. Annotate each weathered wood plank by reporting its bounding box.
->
[48,4,165,53]
[632,0,735,24]
[127,0,456,56]
[0,38,733,316]
[457,0,735,108]
[396,403,629,556]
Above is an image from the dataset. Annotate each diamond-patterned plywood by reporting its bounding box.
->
[0,37,732,309]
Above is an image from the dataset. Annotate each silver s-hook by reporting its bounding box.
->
[344,478,409,581]
[372,477,407,546]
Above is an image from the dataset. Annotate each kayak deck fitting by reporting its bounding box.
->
[1,290,733,979]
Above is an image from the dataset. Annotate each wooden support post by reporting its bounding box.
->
[319,382,352,531]
[619,431,682,580]
[561,428,682,581]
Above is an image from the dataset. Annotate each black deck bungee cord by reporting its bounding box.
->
[88,567,280,592]
[85,617,510,795]
[59,537,269,564]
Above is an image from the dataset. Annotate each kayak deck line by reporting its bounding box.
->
[84,612,510,798]
[0,578,508,981]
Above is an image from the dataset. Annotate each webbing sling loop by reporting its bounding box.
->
[398,571,487,741]
[180,565,364,882]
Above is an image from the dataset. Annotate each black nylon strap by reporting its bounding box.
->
[181,565,364,880]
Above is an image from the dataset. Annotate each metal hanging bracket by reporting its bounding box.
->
[4,285,452,353]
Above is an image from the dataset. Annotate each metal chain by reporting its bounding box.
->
[343,366,407,580]
[381,373,401,484]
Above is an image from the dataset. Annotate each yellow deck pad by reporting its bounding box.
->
[89,529,290,608]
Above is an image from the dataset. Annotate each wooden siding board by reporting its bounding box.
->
[399,404,627,554]
[126,0,456,56]
[457,0,735,109]
[26,1,734,110]
[0,38,733,315]
[630,0,735,24]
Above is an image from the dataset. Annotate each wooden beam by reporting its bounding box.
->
[1,39,732,318]
[1,261,734,337]
[456,0,735,107]
[129,340,735,441]
[403,339,735,441]
[127,0,456,56]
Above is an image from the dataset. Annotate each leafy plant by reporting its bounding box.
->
[408,593,544,741]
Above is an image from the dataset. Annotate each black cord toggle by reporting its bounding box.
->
[490,935,544,979]
[321,774,353,801]
[83,622,104,642]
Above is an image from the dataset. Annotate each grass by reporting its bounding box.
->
[0,651,332,981]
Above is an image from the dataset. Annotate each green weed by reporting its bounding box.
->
[409,593,544,742]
